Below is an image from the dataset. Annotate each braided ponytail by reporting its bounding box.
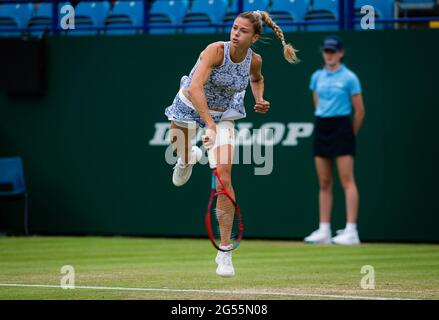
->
[238,11,299,64]
[259,11,299,64]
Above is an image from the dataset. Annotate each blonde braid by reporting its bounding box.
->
[260,11,300,64]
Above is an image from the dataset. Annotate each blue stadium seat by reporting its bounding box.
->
[0,3,33,37]
[27,3,53,37]
[355,0,394,30]
[225,0,271,14]
[304,0,339,31]
[149,0,189,35]
[0,157,29,235]
[242,0,271,12]
[223,0,270,31]
[225,0,271,17]
[269,0,310,32]
[398,0,435,9]
[150,0,188,22]
[59,1,110,36]
[311,0,338,14]
[183,0,228,34]
[104,0,143,35]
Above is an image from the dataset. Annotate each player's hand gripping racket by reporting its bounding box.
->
[205,147,243,252]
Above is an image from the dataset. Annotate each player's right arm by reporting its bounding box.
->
[187,42,224,131]
[312,92,318,109]
[310,70,319,109]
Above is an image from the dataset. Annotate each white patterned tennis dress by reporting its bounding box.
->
[165,41,253,128]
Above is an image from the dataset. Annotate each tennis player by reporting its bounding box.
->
[304,35,365,245]
[165,11,298,276]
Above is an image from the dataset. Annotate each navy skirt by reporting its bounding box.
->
[313,116,356,158]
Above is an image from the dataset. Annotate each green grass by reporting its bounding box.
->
[0,236,439,300]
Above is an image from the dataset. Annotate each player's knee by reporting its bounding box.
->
[340,178,356,190]
[319,178,333,191]
[169,127,185,144]
[217,173,232,191]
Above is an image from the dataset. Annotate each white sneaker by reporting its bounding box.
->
[331,229,361,245]
[304,228,332,244]
[215,245,235,277]
[172,146,202,187]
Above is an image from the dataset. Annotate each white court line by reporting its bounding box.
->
[0,283,416,300]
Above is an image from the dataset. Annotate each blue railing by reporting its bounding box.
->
[0,0,438,35]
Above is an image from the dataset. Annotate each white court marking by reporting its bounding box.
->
[0,283,417,300]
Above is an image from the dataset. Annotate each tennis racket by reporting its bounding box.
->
[205,148,243,252]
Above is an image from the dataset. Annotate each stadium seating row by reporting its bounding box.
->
[0,0,434,36]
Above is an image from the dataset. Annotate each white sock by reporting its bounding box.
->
[219,244,233,251]
[319,222,331,232]
[177,157,188,167]
[345,223,357,232]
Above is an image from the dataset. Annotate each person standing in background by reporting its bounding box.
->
[304,35,365,245]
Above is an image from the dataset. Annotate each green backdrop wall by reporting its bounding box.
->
[1,29,438,241]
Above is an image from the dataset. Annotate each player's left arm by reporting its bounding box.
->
[250,53,270,114]
[351,93,365,136]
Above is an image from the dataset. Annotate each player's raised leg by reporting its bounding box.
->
[169,121,202,187]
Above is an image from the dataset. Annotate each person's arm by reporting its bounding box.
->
[312,92,318,109]
[351,93,365,136]
[250,53,270,114]
[187,42,223,130]
[310,71,319,110]
[188,43,223,148]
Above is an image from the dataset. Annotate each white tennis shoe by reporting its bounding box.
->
[331,229,360,245]
[172,146,202,187]
[304,228,332,244]
[216,245,235,277]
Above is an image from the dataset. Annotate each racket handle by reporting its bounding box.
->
[207,148,216,169]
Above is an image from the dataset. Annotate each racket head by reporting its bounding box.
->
[205,169,243,252]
